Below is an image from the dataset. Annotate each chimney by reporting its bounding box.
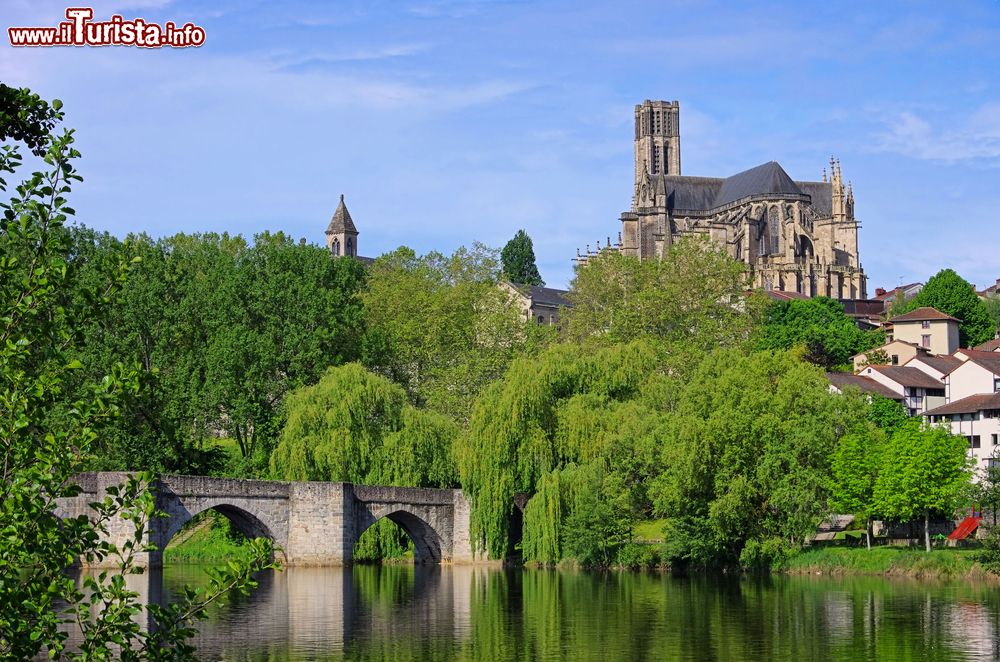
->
[875,287,886,297]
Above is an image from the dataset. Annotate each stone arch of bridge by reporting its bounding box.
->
[158,500,285,562]
[357,508,445,564]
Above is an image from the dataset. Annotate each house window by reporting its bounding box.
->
[994,377,1000,393]
[921,320,931,329]
[993,433,999,446]
[990,458,1000,469]
[921,334,931,348]
[891,354,899,365]
[968,435,982,449]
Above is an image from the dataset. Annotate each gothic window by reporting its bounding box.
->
[652,147,660,174]
[347,238,353,256]
[768,207,780,255]
[332,239,340,256]
[663,145,669,172]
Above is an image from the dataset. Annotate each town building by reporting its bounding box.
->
[826,371,905,403]
[886,307,961,355]
[851,339,930,371]
[502,282,572,326]
[578,100,867,299]
[856,365,946,416]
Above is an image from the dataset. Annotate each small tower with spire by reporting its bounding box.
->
[325,194,358,257]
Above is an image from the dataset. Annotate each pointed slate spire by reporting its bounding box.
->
[326,194,358,235]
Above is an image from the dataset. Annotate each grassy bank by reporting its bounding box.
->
[163,512,254,564]
[780,546,991,581]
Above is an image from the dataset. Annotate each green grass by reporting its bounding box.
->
[632,519,668,543]
[163,510,255,564]
[780,546,988,580]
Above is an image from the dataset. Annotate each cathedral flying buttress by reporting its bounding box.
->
[576,100,867,300]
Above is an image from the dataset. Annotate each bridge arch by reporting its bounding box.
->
[356,507,445,563]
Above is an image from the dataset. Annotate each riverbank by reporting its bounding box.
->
[779,546,994,582]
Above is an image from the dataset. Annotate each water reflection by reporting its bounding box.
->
[72,566,1000,661]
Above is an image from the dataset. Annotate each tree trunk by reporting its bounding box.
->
[924,511,931,553]
[866,517,872,551]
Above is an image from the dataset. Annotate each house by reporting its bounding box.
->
[851,339,930,371]
[501,282,572,326]
[975,337,1000,353]
[826,372,905,402]
[978,278,1000,298]
[924,393,1000,473]
[874,282,922,307]
[857,365,946,415]
[886,307,960,355]
[947,350,1000,402]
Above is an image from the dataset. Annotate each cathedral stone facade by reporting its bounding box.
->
[582,100,867,299]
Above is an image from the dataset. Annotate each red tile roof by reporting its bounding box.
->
[923,392,1000,417]
[974,338,1000,352]
[908,354,964,376]
[866,365,945,389]
[826,372,903,400]
[888,307,961,323]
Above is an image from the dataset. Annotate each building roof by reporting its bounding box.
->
[974,338,1000,352]
[888,306,960,323]
[874,283,921,301]
[960,350,1000,377]
[508,283,572,308]
[826,372,904,400]
[909,354,964,376]
[714,161,804,208]
[765,290,810,302]
[866,365,945,389]
[924,393,1000,417]
[326,194,358,235]
[656,162,831,215]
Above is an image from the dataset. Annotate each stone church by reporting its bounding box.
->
[579,100,867,299]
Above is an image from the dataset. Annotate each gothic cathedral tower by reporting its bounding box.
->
[325,194,358,257]
[634,99,681,196]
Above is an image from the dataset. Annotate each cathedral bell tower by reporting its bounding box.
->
[325,194,358,257]
[633,99,681,207]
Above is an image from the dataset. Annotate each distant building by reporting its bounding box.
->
[502,282,572,326]
[578,99,867,299]
[826,371,905,403]
[857,365,946,416]
[887,307,961,355]
[979,278,1000,298]
[873,282,922,307]
[852,339,930,371]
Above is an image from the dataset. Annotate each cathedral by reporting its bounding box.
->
[579,100,867,299]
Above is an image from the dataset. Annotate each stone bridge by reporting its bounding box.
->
[56,473,477,568]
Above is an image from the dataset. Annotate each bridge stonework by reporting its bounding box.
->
[56,473,477,568]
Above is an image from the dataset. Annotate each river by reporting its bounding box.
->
[99,564,996,661]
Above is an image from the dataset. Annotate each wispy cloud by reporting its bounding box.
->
[873,104,1000,163]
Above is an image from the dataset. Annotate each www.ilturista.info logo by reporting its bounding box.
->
[8,7,205,48]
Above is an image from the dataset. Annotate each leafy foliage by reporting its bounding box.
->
[893,269,995,348]
[500,229,544,286]
[269,363,457,486]
[563,237,761,372]
[0,96,274,660]
[0,84,62,156]
[651,350,867,569]
[983,294,1000,339]
[65,228,367,474]
[361,244,547,421]
[753,296,884,370]
[873,419,972,551]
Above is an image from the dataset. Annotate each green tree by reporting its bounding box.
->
[866,395,910,437]
[873,419,972,552]
[361,244,545,421]
[0,94,272,660]
[830,424,887,550]
[650,350,866,569]
[500,229,544,286]
[0,84,61,156]
[894,269,995,347]
[753,296,884,370]
[269,363,457,487]
[983,294,1000,340]
[563,237,760,373]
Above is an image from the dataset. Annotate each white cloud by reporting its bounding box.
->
[873,104,1000,163]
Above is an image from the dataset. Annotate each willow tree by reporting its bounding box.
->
[456,341,667,560]
[270,363,458,560]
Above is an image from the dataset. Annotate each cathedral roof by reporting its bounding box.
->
[713,161,803,207]
[656,162,832,216]
[326,194,357,235]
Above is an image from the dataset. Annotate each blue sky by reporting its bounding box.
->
[2,0,999,290]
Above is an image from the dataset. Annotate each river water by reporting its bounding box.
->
[120,564,1000,661]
